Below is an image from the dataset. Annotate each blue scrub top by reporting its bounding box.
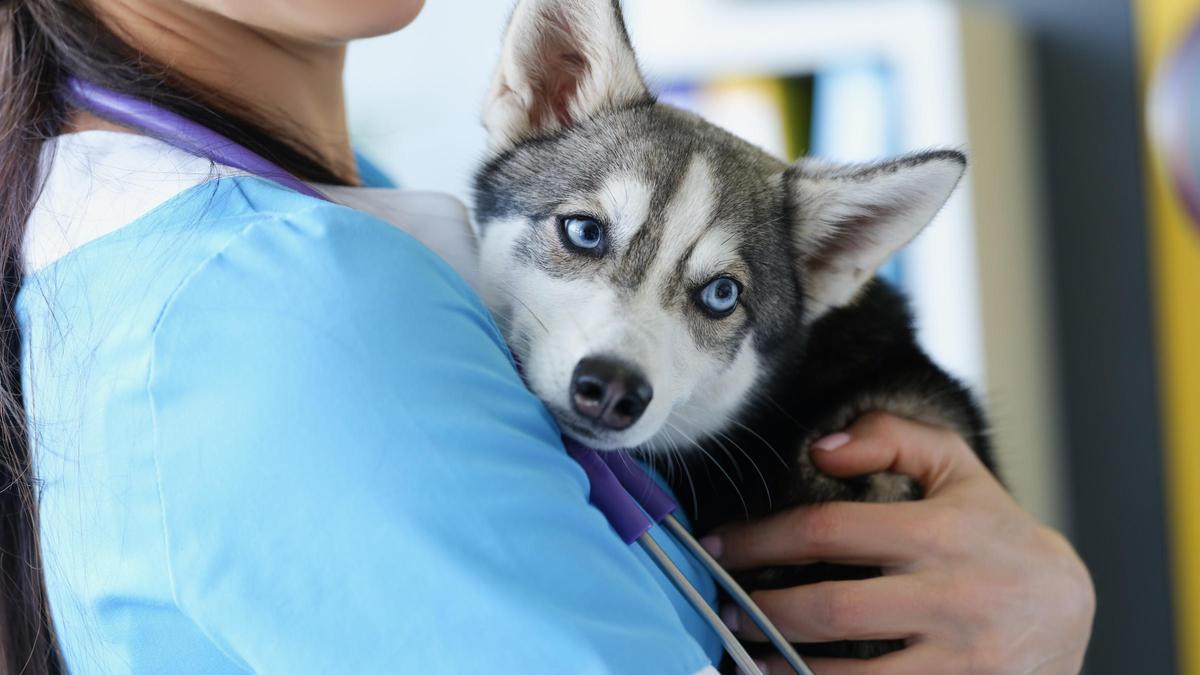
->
[21,166,723,673]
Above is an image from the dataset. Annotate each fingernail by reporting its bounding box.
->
[699,535,723,559]
[721,604,740,631]
[814,432,851,452]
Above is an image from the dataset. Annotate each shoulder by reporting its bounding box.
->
[148,173,508,414]
[43,145,723,674]
[142,179,726,675]
[144,208,718,670]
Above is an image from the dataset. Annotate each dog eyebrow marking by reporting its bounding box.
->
[686,226,744,283]
[595,172,652,250]
[624,155,716,291]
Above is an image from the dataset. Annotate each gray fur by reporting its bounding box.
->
[476,103,805,356]
[474,0,991,664]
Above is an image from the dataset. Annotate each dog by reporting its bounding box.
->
[473,0,995,662]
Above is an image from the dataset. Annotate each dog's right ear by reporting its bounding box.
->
[484,0,650,153]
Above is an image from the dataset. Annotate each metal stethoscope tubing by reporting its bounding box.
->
[641,515,814,675]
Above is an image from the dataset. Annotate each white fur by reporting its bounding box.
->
[479,156,761,453]
[477,2,967,466]
[651,336,761,453]
[477,216,530,325]
[500,268,759,451]
[478,2,770,452]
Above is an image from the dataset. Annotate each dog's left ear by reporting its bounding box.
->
[484,0,650,153]
[789,150,966,319]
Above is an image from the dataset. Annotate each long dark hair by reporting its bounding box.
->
[1,2,348,672]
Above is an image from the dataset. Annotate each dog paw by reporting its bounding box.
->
[792,429,920,504]
[864,472,921,502]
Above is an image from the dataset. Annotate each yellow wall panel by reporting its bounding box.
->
[1133,2,1200,673]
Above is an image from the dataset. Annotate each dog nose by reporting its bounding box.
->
[570,357,654,431]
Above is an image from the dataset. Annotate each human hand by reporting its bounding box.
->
[703,412,1095,674]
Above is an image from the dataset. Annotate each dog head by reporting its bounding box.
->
[474,0,965,451]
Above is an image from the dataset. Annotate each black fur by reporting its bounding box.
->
[478,1,993,665]
[476,91,991,671]
[656,280,994,665]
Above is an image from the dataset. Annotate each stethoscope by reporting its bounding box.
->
[66,77,815,675]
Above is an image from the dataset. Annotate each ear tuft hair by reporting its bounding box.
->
[484,0,650,153]
[789,150,967,319]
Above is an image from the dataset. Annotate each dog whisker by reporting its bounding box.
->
[492,284,550,337]
[705,427,773,512]
[664,418,749,522]
[660,420,702,520]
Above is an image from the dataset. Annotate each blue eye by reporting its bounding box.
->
[561,216,605,253]
[699,277,742,318]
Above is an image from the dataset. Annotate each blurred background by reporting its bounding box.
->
[342,1,1199,672]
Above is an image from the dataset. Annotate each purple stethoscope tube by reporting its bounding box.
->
[66,78,328,201]
[64,77,812,675]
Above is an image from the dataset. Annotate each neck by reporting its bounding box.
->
[83,0,358,183]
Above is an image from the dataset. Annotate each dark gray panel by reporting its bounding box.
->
[967,0,1173,671]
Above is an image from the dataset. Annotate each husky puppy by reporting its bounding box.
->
[474,0,995,661]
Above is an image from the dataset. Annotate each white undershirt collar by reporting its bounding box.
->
[25,131,479,288]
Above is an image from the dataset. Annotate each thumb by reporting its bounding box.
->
[809,412,985,494]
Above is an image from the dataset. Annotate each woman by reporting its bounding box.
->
[0,0,1094,673]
